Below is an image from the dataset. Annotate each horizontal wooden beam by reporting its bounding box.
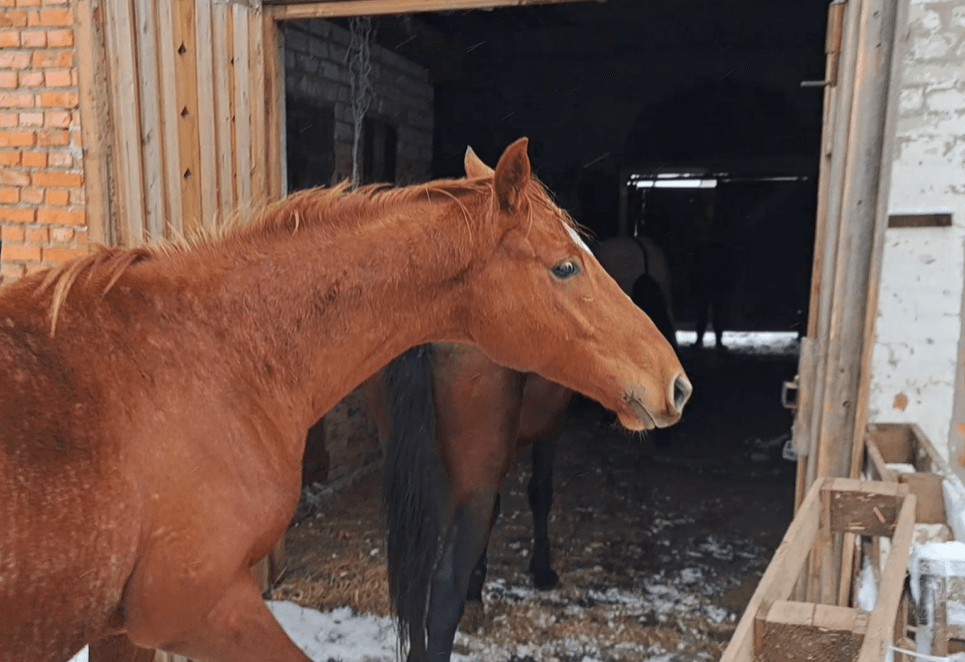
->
[887,212,952,228]
[756,601,868,662]
[269,0,592,20]
[828,480,905,537]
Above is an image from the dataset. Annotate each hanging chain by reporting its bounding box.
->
[346,16,374,188]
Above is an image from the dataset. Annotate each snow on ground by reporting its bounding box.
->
[675,330,799,357]
[66,578,729,662]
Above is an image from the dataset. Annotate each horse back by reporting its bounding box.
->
[592,236,674,308]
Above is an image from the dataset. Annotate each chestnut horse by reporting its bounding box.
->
[361,149,683,662]
[0,138,690,662]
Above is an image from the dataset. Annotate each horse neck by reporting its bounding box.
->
[165,197,479,433]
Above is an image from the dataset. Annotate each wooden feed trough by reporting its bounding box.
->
[864,422,949,526]
[720,477,916,662]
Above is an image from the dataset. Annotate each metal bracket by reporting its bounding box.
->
[782,376,799,410]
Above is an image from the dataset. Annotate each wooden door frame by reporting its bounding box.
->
[789,0,905,606]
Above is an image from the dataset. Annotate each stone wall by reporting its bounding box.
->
[283,19,433,186]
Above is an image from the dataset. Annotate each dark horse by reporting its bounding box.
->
[367,152,680,661]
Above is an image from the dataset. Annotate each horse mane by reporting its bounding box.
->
[36,173,580,336]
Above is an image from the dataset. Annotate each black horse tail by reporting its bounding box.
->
[383,344,445,660]
[631,273,678,352]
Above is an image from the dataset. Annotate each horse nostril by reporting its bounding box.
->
[672,375,692,412]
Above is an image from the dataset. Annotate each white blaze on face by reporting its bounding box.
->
[565,224,593,256]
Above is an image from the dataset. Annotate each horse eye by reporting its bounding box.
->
[551,260,580,279]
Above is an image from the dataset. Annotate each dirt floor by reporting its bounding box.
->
[270,334,800,661]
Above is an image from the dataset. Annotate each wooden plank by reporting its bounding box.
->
[104,0,146,247]
[173,0,202,236]
[807,483,836,604]
[194,0,218,232]
[795,0,851,512]
[232,4,252,213]
[814,0,898,489]
[825,1,846,87]
[262,13,285,201]
[828,480,905,537]
[156,0,183,240]
[909,424,951,475]
[813,0,901,605]
[248,5,267,209]
[865,434,898,483]
[844,0,905,482]
[132,0,165,241]
[212,2,235,220]
[792,337,815,510]
[898,472,946,524]
[867,423,914,465]
[73,0,114,246]
[755,601,866,662]
[270,0,588,20]
[253,537,288,594]
[887,213,952,228]
[720,478,826,662]
[825,480,905,610]
[801,0,861,501]
[856,494,917,662]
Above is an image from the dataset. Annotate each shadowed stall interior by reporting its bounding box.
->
[277,1,828,658]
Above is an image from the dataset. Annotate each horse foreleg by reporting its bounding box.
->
[528,439,560,590]
[424,496,497,661]
[156,570,311,662]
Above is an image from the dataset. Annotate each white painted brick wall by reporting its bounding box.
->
[868,0,965,470]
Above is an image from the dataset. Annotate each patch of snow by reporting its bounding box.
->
[705,605,730,623]
[856,554,878,612]
[885,463,916,475]
[675,330,799,356]
[266,601,401,662]
[947,600,965,628]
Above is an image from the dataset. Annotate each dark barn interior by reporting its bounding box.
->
[352,0,827,333]
[277,2,832,659]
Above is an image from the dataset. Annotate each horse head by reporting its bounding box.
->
[459,139,691,430]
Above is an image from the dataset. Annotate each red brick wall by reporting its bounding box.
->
[0,0,87,282]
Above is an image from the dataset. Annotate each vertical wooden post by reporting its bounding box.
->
[264,13,285,201]
[793,0,900,602]
[801,0,861,499]
[194,0,218,232]
[103,0,146,247]
[73,0,114,246]
[812,0,899,494]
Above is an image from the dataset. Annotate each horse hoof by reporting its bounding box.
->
[532,567,560,590]
[460,600,486,633]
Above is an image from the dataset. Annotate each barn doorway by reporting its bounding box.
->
[269,1,831,658]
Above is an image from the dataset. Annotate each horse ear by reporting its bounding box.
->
[464,146,494,178]
[493,137,531,213]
